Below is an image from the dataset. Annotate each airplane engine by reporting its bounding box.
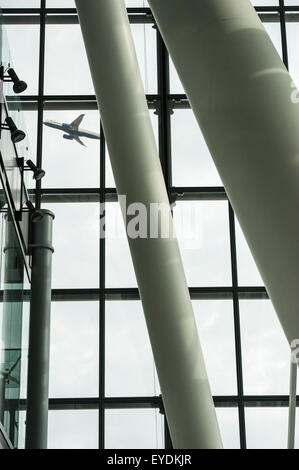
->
[63,134,73,140]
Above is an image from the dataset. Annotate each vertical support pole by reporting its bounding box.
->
[0,375,5,424]
[288,357,297,449]
[25,209,54,449]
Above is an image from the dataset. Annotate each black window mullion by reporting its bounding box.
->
[156,30,172,191]
[99,122,106,449]
[35,0,46,209]
[279,0,289,69]
[228,203,246,449]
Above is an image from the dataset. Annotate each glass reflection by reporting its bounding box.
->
[0,214,27,448]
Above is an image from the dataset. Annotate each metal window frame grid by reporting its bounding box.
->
[1,0,298,449]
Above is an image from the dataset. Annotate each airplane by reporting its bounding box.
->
[43,114,100,147]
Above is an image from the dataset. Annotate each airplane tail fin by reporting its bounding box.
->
[74,136,86,147]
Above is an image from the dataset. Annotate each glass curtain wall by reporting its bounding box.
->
[1,0,298,449]
[0,212,29,449]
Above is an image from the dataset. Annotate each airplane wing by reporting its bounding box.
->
[73,135,86,147]
[70,114,85,130]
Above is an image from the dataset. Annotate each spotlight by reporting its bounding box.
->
[1,117,26,143]
[0,66,27,94]
[7,68,27,94]
[25,200,44,223]
[26,159,46,181]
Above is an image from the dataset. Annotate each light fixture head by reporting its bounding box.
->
[26,159,46,181]
[7,68,27,94]
[31,210,44,223]
[5,117,26,143]
[25,200,44,223]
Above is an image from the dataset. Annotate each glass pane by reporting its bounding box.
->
[105,202,137,288]
[105,301,159,397]
[42,109,100,188]
[3,24,40,95]
[245,407,299,449]
[47,0,150,5]
[45,22,156,95]
[105,409,164,449]
[286,16,299,89]
[235,217,264,286]
[42,202,99,289]
[125,0,150,6]
[173,201,232,287]
[251,1,278,5]
[106,110,159,188]
[48,410,98,449]
[46,0,74,6]
[216,407,240,449]
[49,301,99,398]
[0,215,26,447]
[240,299,298,395]
[262,17,282,58]
[193,300,237,396]
[45,23,94,95]
[131,23,157,94]
[171,109,222,187]
[17,411,26,449]
[21,111,38,168]
[169,58,185,95]
[0,1,40,6]
[3,107,38,192]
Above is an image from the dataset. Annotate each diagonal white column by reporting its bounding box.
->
[75,0,222,449]
[148,0,299,346]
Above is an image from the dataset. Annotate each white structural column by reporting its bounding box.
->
[148,0,299,345]
[75,0,222,449]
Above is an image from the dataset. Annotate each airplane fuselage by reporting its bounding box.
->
[44,120,100,140]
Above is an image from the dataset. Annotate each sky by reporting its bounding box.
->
[1,0,299,450]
